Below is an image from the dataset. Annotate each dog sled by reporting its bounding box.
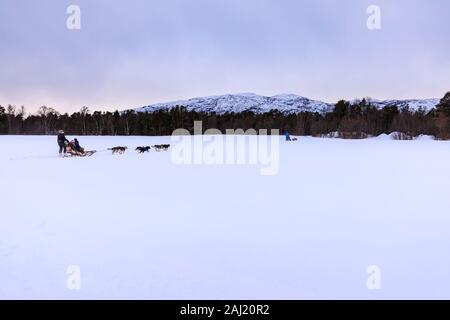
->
[65,143,96,157]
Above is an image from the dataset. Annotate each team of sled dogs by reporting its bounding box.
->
[108,144,170,154]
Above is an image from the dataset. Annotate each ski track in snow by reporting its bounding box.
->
[1,135,450,299]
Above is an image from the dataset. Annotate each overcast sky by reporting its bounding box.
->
[0,0,449,113]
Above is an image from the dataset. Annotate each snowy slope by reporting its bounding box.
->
[352,98,440,112]
[2,135,450,299]
[132,93,440,115]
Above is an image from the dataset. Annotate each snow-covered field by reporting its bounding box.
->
[1,135,450,299]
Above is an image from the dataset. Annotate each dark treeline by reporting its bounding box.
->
[1,92,450,139]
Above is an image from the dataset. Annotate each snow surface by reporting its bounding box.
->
[1,135,450,299]
[133,93,440,115]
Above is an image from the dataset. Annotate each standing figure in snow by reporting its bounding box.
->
[57,130,69,156]
[284,131,292,141]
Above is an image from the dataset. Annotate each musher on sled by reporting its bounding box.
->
[57,130,69,156]
[57,131,96,157]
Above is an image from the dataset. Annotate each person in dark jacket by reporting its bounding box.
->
[73,138,84,153]
[57,130,69,155]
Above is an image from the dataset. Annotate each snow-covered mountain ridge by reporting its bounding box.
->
[132,93,440,114]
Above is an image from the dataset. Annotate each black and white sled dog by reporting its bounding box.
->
[108,146,128,154]
[152,144,170,151]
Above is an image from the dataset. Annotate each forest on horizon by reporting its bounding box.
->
[1,92,450,139]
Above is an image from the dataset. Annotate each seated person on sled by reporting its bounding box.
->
[66,139,96,157]
[73,138,84,153]
[67,138,85,155]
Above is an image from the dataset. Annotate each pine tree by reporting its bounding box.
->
[437,92,450,116]
[333,100,350,118]
[0,106,7,134]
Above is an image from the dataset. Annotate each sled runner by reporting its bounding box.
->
[65,149,96,157]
